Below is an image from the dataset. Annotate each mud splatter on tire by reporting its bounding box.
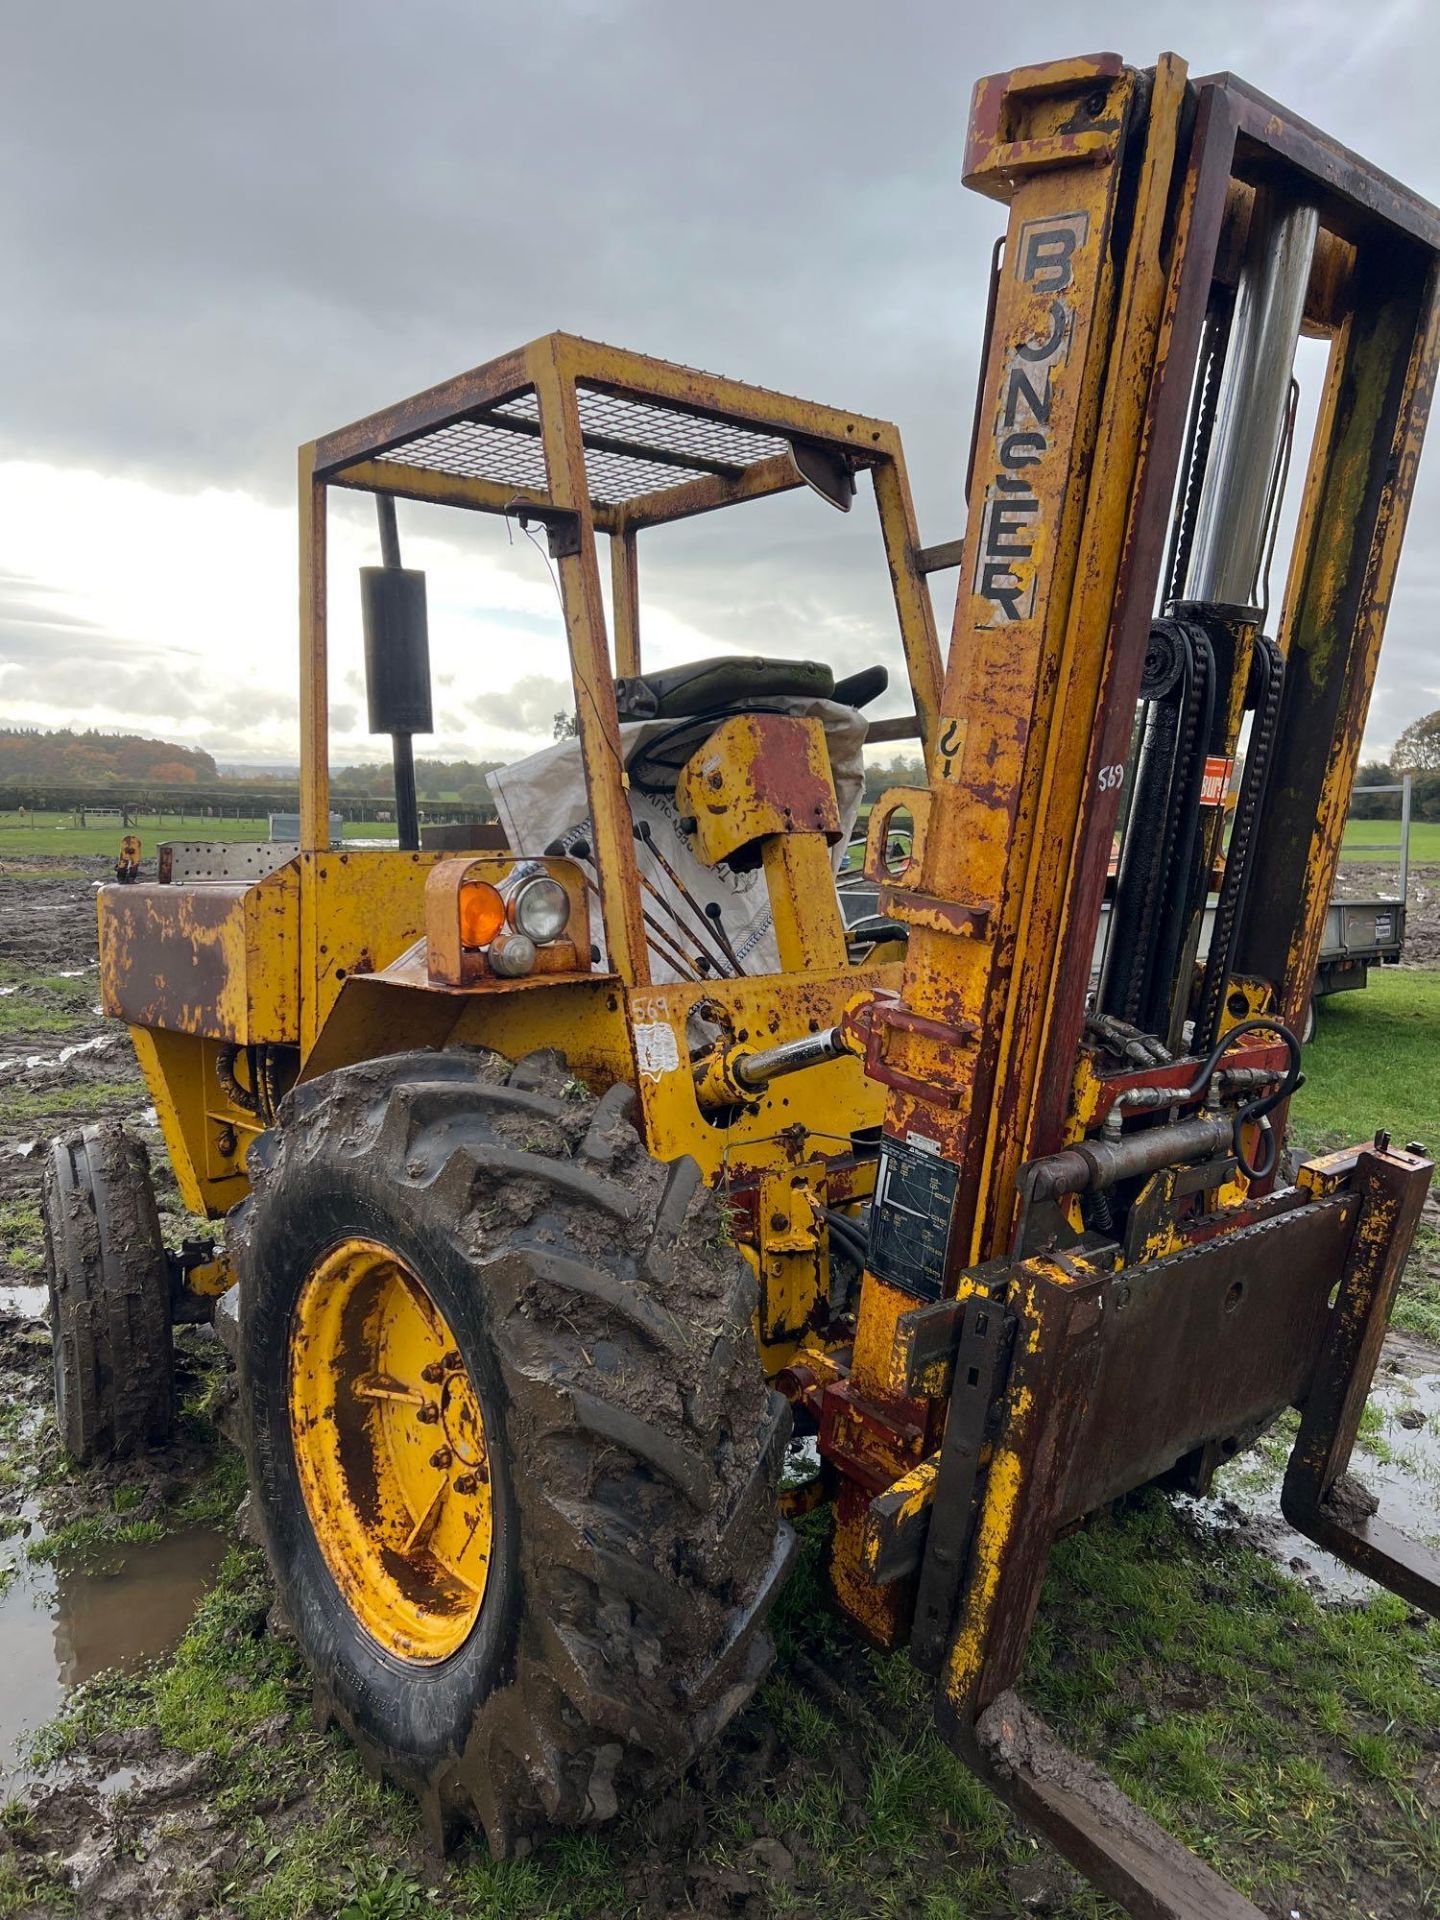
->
[41,1122,174,1464]
[233,1046,794,1855]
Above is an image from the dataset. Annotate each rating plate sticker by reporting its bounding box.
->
[867,1136,959,1302]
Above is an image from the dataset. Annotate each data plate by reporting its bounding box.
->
[868,1136,959,1302]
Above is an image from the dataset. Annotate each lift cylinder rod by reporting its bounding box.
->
[733,1027,845,1088]
[1184,192,1319,607]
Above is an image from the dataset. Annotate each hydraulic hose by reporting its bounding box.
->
[821,1206,870,1270]
[1027,1016,1302,1205]
[1186,1015,1302,1182]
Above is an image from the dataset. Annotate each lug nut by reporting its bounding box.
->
[429,1446,452,1469]
[453,1472,479,1496]
[421,1361,445,1384]
[416,1403,440,1424]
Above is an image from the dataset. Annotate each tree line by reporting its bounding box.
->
[0,727,218,787]
[1353,706,1440,820]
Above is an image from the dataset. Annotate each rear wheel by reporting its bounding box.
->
[234,1047,793,1853]
[41,1122,175,1464]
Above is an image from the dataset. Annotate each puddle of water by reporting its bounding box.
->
[0,1033,112,1080]
[1202,1336,1440,1603]
[782,1434,822,1489]
[0,1523,227,1789]
[0,1285,47,1318]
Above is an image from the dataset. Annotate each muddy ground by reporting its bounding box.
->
[1331,859,1440,967]
[0,855,1436,1919]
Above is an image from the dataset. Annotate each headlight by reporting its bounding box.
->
[458,880,505,949]
[509,874,570,944]
[489,931,537,977]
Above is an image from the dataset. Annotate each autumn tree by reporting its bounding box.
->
[1393,707,1440,772]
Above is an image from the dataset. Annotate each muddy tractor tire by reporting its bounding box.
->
[41,1122,175,1464]
[233,1047,794,1854]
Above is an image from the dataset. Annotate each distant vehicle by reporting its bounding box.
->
[1311,777,1412,1024]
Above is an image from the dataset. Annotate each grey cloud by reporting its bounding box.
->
[465,675,573,737]
[0,570,291,742]
[3,2,1438,753]
[0,570,201,717]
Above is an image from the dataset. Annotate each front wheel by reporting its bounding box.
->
[234,1047,793,1853]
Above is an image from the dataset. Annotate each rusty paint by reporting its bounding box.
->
[99,863,299,1043]
[675,714,841,868]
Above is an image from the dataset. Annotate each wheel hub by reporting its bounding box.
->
[440,1371,486,1468]
[289,1238,493,1664]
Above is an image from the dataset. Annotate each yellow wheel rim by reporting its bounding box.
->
[289,1238,494,1664]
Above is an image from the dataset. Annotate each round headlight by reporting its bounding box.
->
[510,874,570,943]
[488,931,537,978]
[458,880,505,949]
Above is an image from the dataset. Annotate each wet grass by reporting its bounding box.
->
[0,1851,72,1918]
[0,1001,89,1039]
[23,1539,1054,1919]
[0,960,98,1040]
[10,1333,245,1576]
[1399,1223,1440,1345]
[0,1200,45,1278]
[23,1508,166,1566]
[0,1079,143,1127]
[1022,1495,1440,1911]
[0,863,91,884]
[26,1496,1439,1919]
[0,960,100,1052]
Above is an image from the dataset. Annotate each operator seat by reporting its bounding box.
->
[488,656,885,980]
[617,654,887,797]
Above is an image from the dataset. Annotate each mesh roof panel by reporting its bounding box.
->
[380,416,550,493]
[380,382,792,507]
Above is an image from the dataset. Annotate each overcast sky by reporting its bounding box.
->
[2,0,1436,768]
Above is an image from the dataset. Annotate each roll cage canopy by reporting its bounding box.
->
[298,332,946,984]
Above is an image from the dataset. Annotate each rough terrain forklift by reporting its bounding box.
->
[43,49,1440,1917]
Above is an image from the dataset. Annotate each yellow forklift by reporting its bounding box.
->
[43,49,1438,1916]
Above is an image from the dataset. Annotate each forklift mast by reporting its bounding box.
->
[825,51,1439,1918]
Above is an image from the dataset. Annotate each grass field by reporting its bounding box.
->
[1340,818,1440,862]
[1291,966,1440,1342]
[1290,966,1439,1151]
[2,809,1435,863]
[0,810,396,857]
